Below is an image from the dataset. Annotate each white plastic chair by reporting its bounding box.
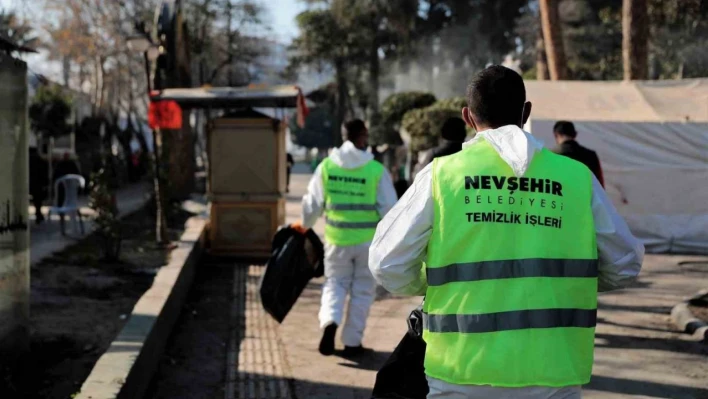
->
[48,174,86,236]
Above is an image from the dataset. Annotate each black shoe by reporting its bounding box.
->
[319,323,337,356]
[342,345,373,358]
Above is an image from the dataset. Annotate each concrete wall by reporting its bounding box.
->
[0,53,30,359]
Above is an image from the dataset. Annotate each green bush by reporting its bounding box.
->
[381,92,437,126]
[289,106,336,149]
[89,165,122,261]
[371,91,437,146]
[401,96,470,152]
[29,84,73,138]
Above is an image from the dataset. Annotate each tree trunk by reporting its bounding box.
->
[334,59,348,148]
[368,34,381,130]
[536,25,550,80]
[161,5,195,200]
[622,0,649,80]
[539,0,569,80]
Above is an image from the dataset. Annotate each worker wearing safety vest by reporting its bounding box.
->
[369,66,644,399]
[297,119,397,357]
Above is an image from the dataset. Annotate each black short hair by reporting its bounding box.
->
[553,121,577,138]
[344,119,367,141]
[441,117,467,142]
[466,65,526,128]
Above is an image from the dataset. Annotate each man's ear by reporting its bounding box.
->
[522,101,532,126]
[462,107,477,131]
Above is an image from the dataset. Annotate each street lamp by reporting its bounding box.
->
[126,30,168,245]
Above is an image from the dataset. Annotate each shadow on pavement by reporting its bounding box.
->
[597,303,674,315]
[289,377,375,399]
[586,375,708,398]
[596,317,675,334]
[335,350,393,372]
[594,332,708,356]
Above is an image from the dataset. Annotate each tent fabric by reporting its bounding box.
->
[525,79,708,123]
[526,80,708,254]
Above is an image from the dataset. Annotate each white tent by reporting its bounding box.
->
[524,79,708,254]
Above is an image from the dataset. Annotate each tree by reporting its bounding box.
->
[623,0,649,80]
[290,9,364,146]
[539,0,569,80]
[373,91,436,145]
[394,0,530,94]
[401,97,468,152]
[330,0,419,128]
[536,26,550,80]
[184,0,267,86]
[154,0,196,200]
[648,0,708,79]
[29,84,73,139]
[0,9,38,55]
[289,106,336,150]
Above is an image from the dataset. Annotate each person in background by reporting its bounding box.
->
[369,66,643,399]
[429,117,468,161]
[393,165,409,199]
[411,117,468,181]
[286,153,294,193]
[294,119,397,358]
[29,147,49,224]
[553,121,605,187]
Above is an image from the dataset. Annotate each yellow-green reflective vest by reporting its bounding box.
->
[424,139,598,387]
[321,158,384,246]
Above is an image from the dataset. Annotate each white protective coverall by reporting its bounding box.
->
[369,125,644,399]
[302,141,398,347]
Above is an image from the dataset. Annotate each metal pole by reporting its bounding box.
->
[144,52,166,244]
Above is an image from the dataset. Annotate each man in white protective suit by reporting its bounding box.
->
[294,119,398,357]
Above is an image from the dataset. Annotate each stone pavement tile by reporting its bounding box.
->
[226,264,294,399]
[585,254,708,398]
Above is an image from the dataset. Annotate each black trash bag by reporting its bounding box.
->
[259,226,325,323]
[371,307,428,399]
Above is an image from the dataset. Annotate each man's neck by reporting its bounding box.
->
[558,137,576,145]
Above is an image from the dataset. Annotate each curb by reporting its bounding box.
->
[670,289,708,343]
[75,216,207,399]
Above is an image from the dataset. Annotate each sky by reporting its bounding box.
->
[266,0,305,42]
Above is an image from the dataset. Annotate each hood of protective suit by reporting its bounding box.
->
[329,141,373,169]
[463,125,544,177]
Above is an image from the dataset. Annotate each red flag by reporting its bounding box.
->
[296,87,309,128]
[149,100,183,130]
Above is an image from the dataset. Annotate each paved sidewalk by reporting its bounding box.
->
[228,171,708,399]
[30,182,151,264]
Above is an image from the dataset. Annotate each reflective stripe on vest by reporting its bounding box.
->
[325,203,378,211]
[325,218,379,229]
[426,258,598,286]
[423,140,598,388]
[321,157,384,246]
[423,308,597,334]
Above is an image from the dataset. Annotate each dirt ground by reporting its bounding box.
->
[145,257,234,399]
[0,205,190,399]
